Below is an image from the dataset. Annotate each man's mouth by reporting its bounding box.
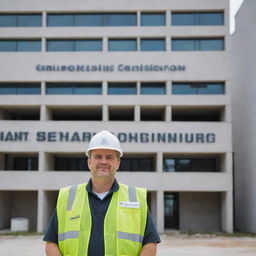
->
[97,166,109,170]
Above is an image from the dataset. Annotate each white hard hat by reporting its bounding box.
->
[86,130,123,157]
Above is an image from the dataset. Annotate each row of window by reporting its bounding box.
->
[0,105,224,121]
[0,38,225,52]
[4,156,218,172]
[0,82,225,95]
[0,12,224,27]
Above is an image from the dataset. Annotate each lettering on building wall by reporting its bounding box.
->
[35,64,186,72]
[0,131,29,142]
[0,131,215,144]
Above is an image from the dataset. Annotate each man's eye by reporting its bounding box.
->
[106,156,115,160]
[95,155,102,159]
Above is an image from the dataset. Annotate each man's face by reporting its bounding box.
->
[88,149,120,180]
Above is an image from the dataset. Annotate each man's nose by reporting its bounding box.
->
[99,156,108,163]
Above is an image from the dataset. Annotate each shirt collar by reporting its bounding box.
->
[86,178,119,194]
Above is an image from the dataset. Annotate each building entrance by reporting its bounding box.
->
[164,193,179,229]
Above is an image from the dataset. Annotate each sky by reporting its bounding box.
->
[230,0,244,33]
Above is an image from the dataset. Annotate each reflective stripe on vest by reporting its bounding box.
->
[128,186,137,202]
[67,185,77,210]
[117,231,143,243]
[58,231,79,241]
[57,183,147,256]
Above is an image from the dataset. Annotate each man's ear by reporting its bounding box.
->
[117,159,121,170]
[87,158,91,169]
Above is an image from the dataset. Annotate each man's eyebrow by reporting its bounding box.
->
[93,154,115,157]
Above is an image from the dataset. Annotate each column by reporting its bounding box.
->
[166,36,171,52]
[156,152,163,172]
[135,105,140,122]
[39,151,46,173]
[221,191,233,233]
[166,80,172,95]
[165,105,171,122]
[40,104,51,121]
[42,11,47,27]
[103,105,108,121]
[224,105,232,122]
[103,37,108,52]
[37,190,47,233]
[102,81,108,95]
[156,190,164,233]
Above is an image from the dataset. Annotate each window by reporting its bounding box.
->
[141,13,165,26]
[0,83,41,94]
[172,106,224,122]
[50,107,102,121]
[47,39,102,51]
[108,82,136,94]
[46,83,102,94]
[140,82,166,94]
[0,14,42,27]
[0,40,41,52]
[47,13,137,26]
[109,106,134,121]
[75,14,103,26]
[141,106,165,121]
[141,39,165,51]
[172,12,224,26]
[47,14,74,26]
[108,39,137,51]
[172,83,224,95]
[14,157,38,171]
[55,157,88,171]
[105,13,137,26]
[1,107,40,120]
[172,38,224,51]
[163,158,216,172]
[119,157,154,172]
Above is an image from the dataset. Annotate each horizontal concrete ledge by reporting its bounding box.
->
[0,95,230,106]
[0,171,232,191]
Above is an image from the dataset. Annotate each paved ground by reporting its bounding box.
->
[159,234,256,256]
[0,234,256,256]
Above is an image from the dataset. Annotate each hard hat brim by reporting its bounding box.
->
[86,146,123,157]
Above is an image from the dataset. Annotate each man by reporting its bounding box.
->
[44,130,161,256]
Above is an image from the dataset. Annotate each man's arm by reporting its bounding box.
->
[45,242,62,256]
[140,243,157,256]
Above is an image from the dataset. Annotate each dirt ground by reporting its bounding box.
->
[0,234,255,256]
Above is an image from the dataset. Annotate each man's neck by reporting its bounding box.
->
[91,178,114,193]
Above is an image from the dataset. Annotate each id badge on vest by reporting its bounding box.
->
[119,201,140,208]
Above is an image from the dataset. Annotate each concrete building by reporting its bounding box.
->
[0,0,233,233]
[232,0,256,233]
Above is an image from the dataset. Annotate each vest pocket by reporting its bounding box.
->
[117,208,141,234]
[66,213,81,230]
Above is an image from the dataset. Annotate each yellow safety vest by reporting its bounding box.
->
[57,183,147,256]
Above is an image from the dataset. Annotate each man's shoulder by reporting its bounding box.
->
[118,182,146,190]
[59,183,87,192]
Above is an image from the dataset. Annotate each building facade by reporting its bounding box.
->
[232,0,256,233]
[0,0,233,233]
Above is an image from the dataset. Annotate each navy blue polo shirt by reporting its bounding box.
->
[43,179,161,255]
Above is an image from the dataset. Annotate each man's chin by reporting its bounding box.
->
[96,171,111,178]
